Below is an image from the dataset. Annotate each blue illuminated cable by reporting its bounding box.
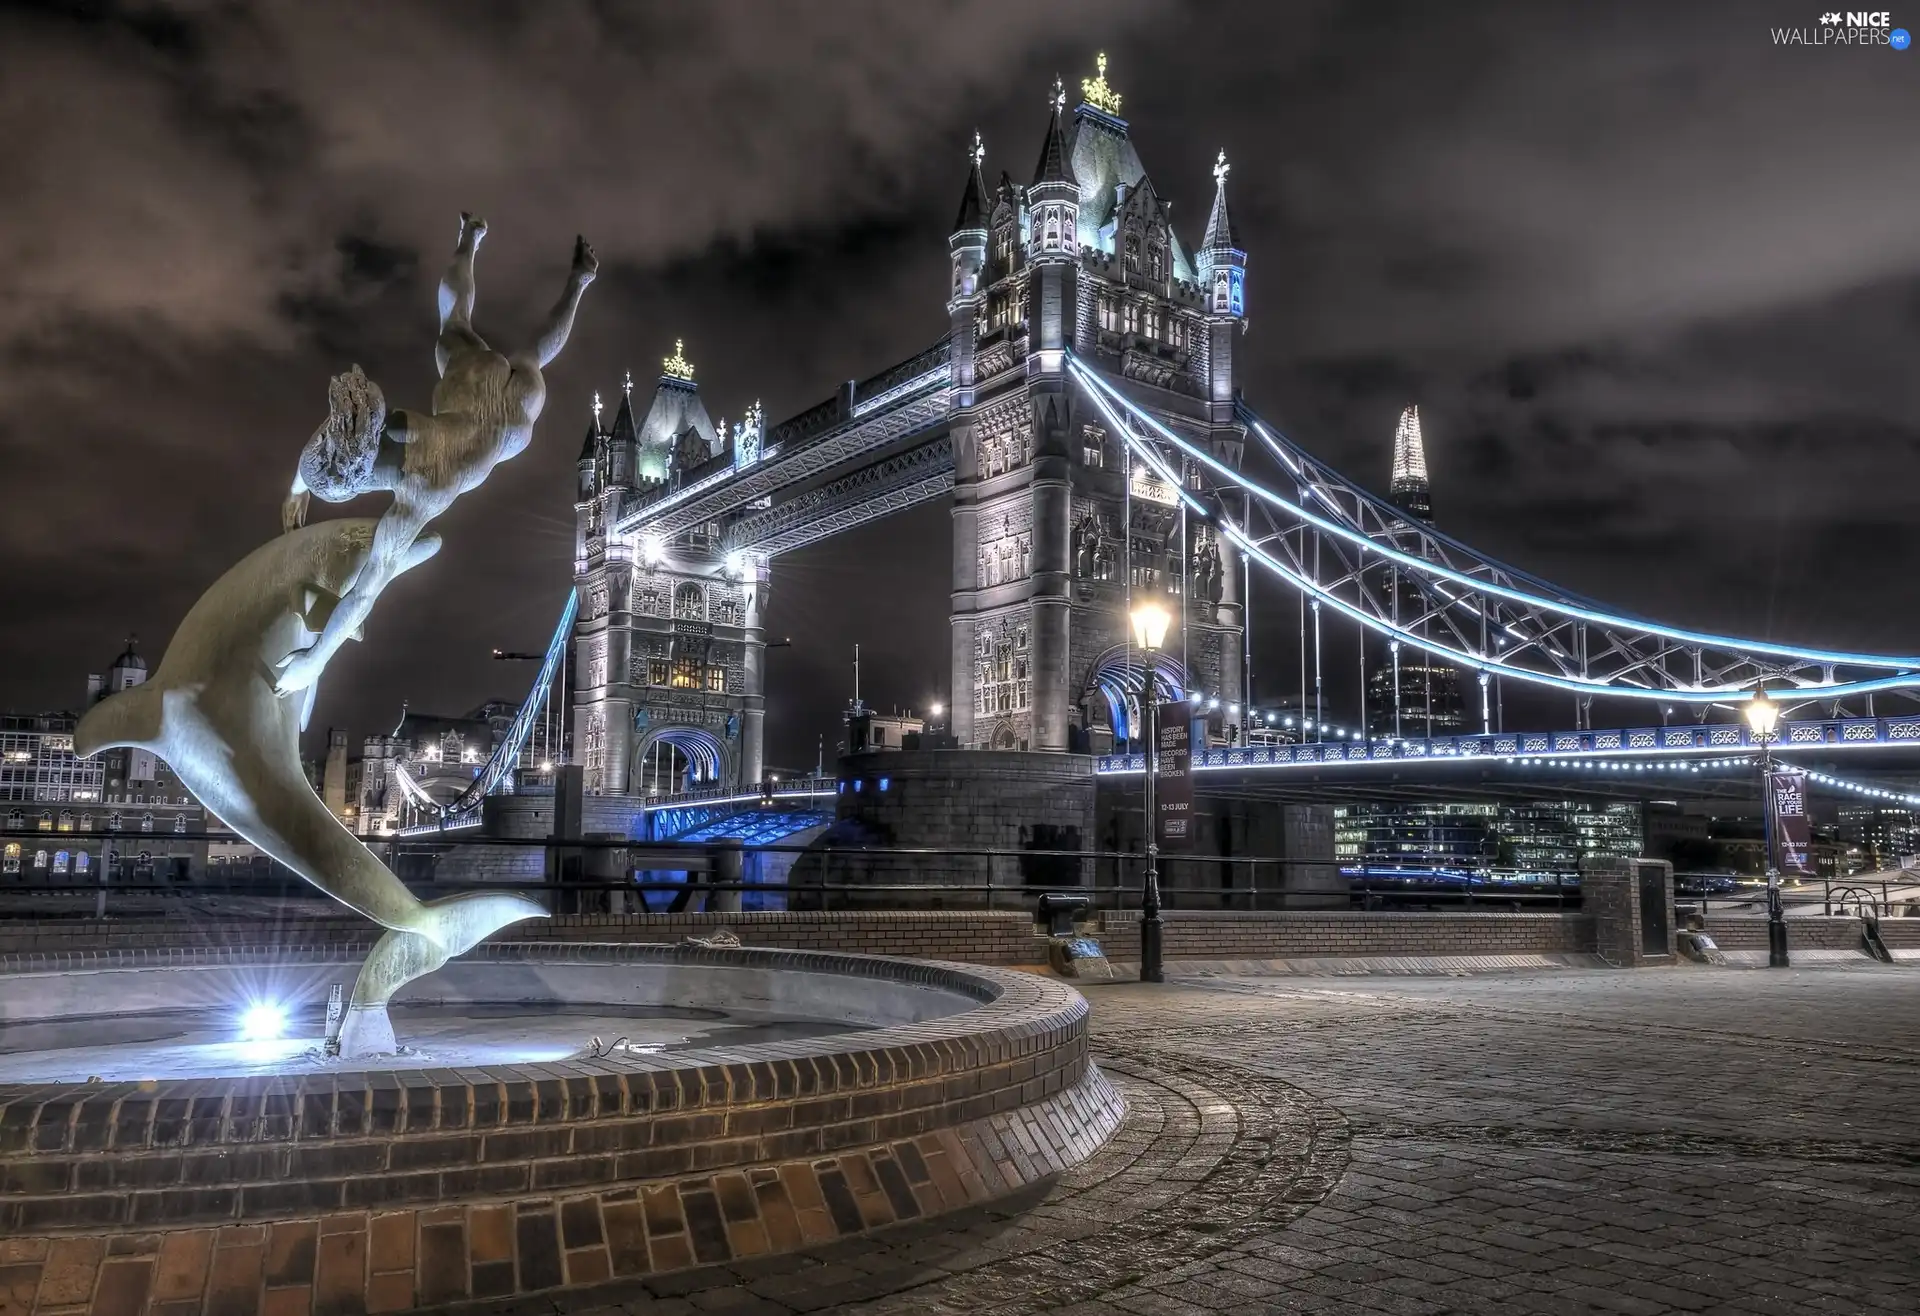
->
[1071,359,1920,702]
[1069,355,1920,674]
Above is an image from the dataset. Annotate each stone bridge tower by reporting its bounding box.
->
[947,56,1249,755]
[573,345,769,797]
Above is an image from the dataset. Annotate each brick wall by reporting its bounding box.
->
[2,908,1613,966]
[1703,915,1880,951]
[1093,909,1596,961]
[509,911,1050,965]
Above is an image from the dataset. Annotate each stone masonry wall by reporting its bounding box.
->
[792,749,1095,899]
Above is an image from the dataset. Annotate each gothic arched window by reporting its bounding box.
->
[1124,232,1140,273]
[1147,242,1164,282]
[673,582,706,621]
[33,849,48,869]
[2,843,18,873]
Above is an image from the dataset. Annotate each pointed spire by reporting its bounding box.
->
[622,370,633,396]
[1032,80,1071,186]
[578,393,603,463]
[1203,149,1237,250]
[609,382,640,444]
[1389,405,1433,522]
[952,130,989,232]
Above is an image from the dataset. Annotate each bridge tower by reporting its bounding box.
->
[947,56,1248,754]
[573,347,769,797]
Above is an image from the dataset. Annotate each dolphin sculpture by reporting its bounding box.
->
[74,518,546,1056]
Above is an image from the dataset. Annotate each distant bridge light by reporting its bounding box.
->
[641,535,667,566]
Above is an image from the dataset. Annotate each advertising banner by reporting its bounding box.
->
[1154,698,1194,851]
[1769,766,1813,876]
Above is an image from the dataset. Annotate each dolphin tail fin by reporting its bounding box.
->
[418,890,549,959]
[74,683,164,758]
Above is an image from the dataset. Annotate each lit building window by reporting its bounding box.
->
[33,849,47,869]
[79,814,93,831]
[57,810,72,832]
[648,658,670,686]
[674,582,706,621]
[2,842,18,873]
[52,850,68,874]
[74,851,89,874]
[706,667,727,693]
[174,815,188,834]
[1123,301,1141,336]
[37,812,51,831]
[671,650,703,690]
[140,813,154,833]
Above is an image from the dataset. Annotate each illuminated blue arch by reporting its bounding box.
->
[631,725,728,796]
[1084,645,1187,745]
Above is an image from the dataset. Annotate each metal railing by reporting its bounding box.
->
[0,828,1590,919]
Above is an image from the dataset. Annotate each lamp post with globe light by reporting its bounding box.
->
[1131,601,1172,983]
[1745,688,1789,968]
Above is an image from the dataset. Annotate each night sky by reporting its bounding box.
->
[4,1,1918,768]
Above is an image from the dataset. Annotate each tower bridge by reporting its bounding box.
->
[407,56,1920,863]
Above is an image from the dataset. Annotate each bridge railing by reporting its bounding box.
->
[1095,715,1920,774]
[0,830,1586,918]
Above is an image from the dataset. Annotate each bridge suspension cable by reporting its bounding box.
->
[1067,355,1920,706]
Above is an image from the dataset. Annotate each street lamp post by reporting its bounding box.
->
[1746,689,1789,969]
[1131,602,1172,984]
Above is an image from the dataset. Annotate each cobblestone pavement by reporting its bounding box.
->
[472,965,1920,1315]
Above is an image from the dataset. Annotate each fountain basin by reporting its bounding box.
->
[0,942,1122,1315]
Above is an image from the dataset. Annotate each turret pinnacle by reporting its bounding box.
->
[1202,149,1237,251]
[952,130,989,233]
[1032,79,1071,186]
[577,395,602,463]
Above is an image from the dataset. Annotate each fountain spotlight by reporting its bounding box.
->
[240,1002,287,1042]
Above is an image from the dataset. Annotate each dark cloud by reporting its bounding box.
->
[3,0,1920,764]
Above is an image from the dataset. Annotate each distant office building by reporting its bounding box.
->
[1365,407,1468,739]
[4,639,210,882]
[1335,799,1643,873]
[1834,803,1919,873]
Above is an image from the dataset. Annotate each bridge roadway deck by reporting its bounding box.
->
[1095,715,1920,803]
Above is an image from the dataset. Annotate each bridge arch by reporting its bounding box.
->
[1081,645,1188,749]
[630,725,729,799]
